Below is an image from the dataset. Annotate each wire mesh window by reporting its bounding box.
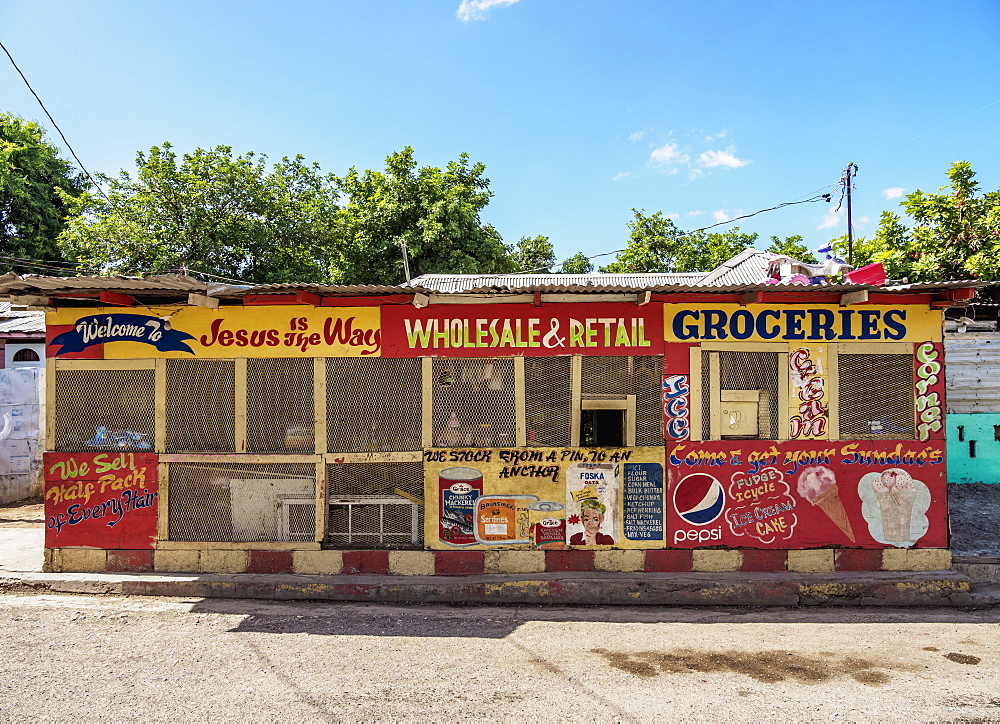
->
[54,369,155,452]
[165,359,235,452]
[524,356,572,447]
[167,462,316,542]
[327,358,423,452]
[838,353,915,440]
[580,356,663,446]
[432,358,516,448]
[246,358,314,453]
[326,462,424,547]
[702,351,780,440]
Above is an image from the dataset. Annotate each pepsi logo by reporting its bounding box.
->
[673,473,725,525]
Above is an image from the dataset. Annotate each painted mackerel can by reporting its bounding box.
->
[438,467,484,547]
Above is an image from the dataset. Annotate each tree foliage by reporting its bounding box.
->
[59,143,337,283]
[0,113,87,273]
[330,147,513,285]
[509,234,556,272]
[844,161,1000,281]
[600,209,759,273]
[559,251,594,274]
[766,234,816,263]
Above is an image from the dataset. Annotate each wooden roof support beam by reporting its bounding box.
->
[740,291,763,305]
[412,293,430,308]
[294,291,322,306]
[840,290,868,306]
[99,291,136,306]
[188,293,219,309]
[636,291,651,306]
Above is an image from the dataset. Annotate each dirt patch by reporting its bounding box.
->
[948,483,1000,556]
[0,497,44,529]
[945,652,982,665]
[590,648,894,686]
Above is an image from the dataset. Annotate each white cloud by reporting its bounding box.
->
[817,208,842,231]
[612,172,631,182]
[703,130,728,142]
[712,209,730,223]
[628,131,644,143]
[456,0,519,21]
[858,216,870,225]
[650,142,689,166]
[698,147,750,169]
[882,186,906,200]
[667,213,680,221]
[687,210,704,217]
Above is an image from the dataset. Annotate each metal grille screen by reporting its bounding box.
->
[702,351,780,440]
[326,462,424,547]
[168,462,316,542]
[432,358,516,448]
[838,353,915,440]
[166,359,235,452]
[247,358,314,453]
[524,356,572,447]
[580,356,663,446]
[327,358,422,452]
[54,369,155,452]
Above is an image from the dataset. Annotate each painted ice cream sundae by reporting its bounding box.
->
[797,465,856,542]
[871,468,916,543]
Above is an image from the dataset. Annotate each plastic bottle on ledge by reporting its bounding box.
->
[435,411,464,447]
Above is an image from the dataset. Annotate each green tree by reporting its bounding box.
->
[0,113,87,274]
[847,161,1000,281]
[58,143,338,284]
[558,251,594,273]
[330,147,513,285]
[510,234,556,272]
[600,209,758,273]
[766,234,816,263]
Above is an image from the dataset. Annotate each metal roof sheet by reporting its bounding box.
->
[696,249,771,286]
[0,273,206,294]
[216,282,423,297]
[0,312,45,334]
[410,272,707,293]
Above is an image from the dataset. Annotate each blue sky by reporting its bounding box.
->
[2,0,999,268]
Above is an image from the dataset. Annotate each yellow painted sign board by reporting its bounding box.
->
[664,304,942,343]
[424,447,665,550]
[47,306,382,358]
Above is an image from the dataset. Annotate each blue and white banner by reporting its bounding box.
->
[50,314,196,355]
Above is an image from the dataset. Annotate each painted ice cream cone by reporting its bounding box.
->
[812,484,856,543]
[872,470,916,543]
[797,466,856,543]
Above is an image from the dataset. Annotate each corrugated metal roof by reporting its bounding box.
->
[0,273,207,294]
[696,249,771,286]
[410,272,707,293]
[0,312,45,334]
[215,282,423,297]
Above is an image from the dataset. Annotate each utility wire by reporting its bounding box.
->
[505,192,833,276]
[0,39,110,202]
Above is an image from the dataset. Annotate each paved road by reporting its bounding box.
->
[0,593,997,721]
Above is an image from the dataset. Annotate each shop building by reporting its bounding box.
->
[3,270,977,577]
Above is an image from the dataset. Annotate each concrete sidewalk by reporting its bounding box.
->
[3,528,999,607]
[1,566,997,607]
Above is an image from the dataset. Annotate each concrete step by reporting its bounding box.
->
[0,569,986,607]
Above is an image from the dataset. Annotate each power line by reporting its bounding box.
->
[507,191,834,276]
[0,39,110,203]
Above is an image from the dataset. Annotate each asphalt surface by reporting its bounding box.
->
[0,593,998,721]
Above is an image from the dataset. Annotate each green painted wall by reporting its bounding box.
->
[948,413,1000,484]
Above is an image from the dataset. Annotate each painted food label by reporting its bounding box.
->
[438,467,484,547]
[474,495,538,544]
[566,463,618,546]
